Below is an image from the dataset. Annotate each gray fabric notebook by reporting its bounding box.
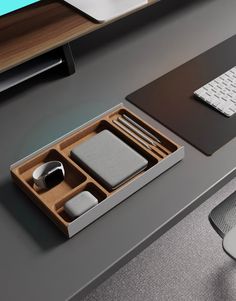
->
[71,130,148,190]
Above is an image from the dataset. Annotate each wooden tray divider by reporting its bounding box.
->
[10,105,183,236]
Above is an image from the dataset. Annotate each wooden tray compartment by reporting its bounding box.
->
[107,108,178,158]
[10,104,184,237]
[60,118,159,164]
[14,148,87,205]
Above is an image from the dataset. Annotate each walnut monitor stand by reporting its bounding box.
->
[0,0,157,92]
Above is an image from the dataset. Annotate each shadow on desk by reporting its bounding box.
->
[0,0,207,101]
[72,0,208,60]
[0,179,66,250]
[0,65,65,104]
[210,260,236,301]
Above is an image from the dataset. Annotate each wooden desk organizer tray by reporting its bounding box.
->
[10,104,184,237]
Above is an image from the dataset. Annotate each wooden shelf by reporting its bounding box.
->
[0,0,100,74]
[0,0,156,74]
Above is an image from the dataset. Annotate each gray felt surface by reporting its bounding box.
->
[82,178,236,301]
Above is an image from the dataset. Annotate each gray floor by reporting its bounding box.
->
[82,178,236,301]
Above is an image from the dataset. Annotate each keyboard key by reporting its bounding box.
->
[194,66,236,117]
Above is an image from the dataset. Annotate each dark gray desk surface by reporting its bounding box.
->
[0,0,235,300]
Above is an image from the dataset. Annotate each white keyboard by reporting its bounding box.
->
[194,66,236,117]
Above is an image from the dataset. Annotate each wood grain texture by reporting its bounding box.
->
[0,0,100,73]
[0,0,157,73]
[10,105,179,236]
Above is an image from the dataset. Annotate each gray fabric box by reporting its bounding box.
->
[71,130,148,190]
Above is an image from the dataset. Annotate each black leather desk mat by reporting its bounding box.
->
[127,35,236,155]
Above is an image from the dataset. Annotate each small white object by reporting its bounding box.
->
[194,66,236,117]
[63,0,148,23]
[64,191,98,219]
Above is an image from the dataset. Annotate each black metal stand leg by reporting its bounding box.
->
[61,43,76,76]
[0,43,76,93]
